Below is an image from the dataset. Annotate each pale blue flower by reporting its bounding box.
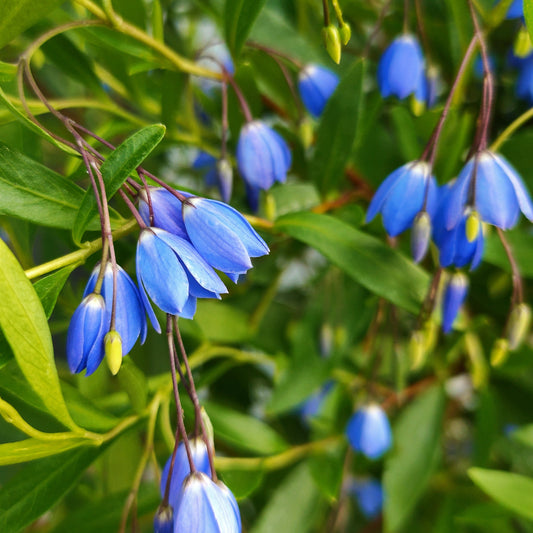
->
[442,273,469,333]
[346,404,392,460]
[298,64,339,117]
[349,478,384,520]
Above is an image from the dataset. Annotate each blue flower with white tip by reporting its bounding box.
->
[236,121,291,190]
[366,161,438,239]
[298,64,339,117]
[349,478,384,520]
[444,151,533,231]
[442,272,469,333]
[173,472,241,533]
[345,404,392,460]
[378,35,425,100]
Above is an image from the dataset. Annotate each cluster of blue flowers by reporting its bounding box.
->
[67,189,269,375]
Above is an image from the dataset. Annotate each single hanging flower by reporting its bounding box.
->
[192,152,233,203]
[236,121,292,190]
[348,478,384,520]
[442,272,469,333]
[298,64,339,117]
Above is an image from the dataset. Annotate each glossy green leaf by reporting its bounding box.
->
[275,212,429,313]
[220,466,265,499]
[469,468,533,520]
[251,462,325,533]
[384,385,446,532]
[33,265,78,319]
[224,0,267,56]
[0,0,64,50]
[72,124,165,244]
[0,446,103,533]
[311,60,365,194]
[203,400,288,455]
[0,437,91,466]
[0,240,78,430]
[524,0,533,42]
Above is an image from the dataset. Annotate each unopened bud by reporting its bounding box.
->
[200,407,215,451]
[411,95,426,117]
[409,330,426,370]
[340,22,351,45]
[465,211,480,242]
[490,338,509,367]
[299,118,314,149]
[264,191,276,222]
[507,303,531,350]
[514,25,533,58]
[105,330,123,375]
[153,504,173,533]
[322,25,342,64]
[411,211,431,263]
[216,158,233,204]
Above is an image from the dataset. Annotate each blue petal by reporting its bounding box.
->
[135,250,161,334]
[366,165,409,223]
[136,230,189,315]
[298,64,339,117]
[445,161,474,230]
[442,273,469,333]
[346,405,392,460]
[257,125,292,184]
[139,188,189,239]
[349,478,384,520]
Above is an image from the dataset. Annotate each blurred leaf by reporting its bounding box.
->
[308,445,345,501]
[511,423,533,447]
[72,124,165,244]
[0,142,91,228]
[0,0,64,50]
[220,466,265,499]
[0,60,17,81]
[224,0,267,56]
[270,183,320,218]
[203,400,288,455]
[0,446,103,533]
[469,467,533,520]
[390,107,422,161]
[276,212,429,313]
[117,358,148,413]
[525,0,533,43]
[33,265,78,319]
[0,240,78,431]
[193,300,251,343]
[384,385,446,532]
[251,462,325,533]
[311,60,365,194]
[0,437,91,466]
[484,229,533,279]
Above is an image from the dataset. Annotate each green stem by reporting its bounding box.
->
[491,107,533,152]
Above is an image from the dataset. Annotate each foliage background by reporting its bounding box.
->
[1,0,533,532]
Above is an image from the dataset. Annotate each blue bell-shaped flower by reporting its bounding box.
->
[505,0,523,19]
[366,161,438,238]
[236,121,291,190]
[444,150,533,231]
[182,197,269,281]
[348,478,384,520]
[442,272,469,333]
[160,438,211,509]
[345,404,392,460]
[378,35,425,99]
[66,293,106,374]
[298,64,339,118]
[192,152,234,204]
[136,228,227,328]
[154,504,173,533]
[217,481,242,532]
[173,472,241,532]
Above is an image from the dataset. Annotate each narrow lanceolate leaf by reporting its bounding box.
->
[0,240,78,430]
[468,468,533,521]
[0,446,103,533]
[33,265,78,319]
[224,0,267,56]
[311,60,365,194]
[0,437,92,466]
[524,0,533,42]
[72,123,166,244]
[0,142,88,228]
[384,385,446,533]
[276,212,429,313]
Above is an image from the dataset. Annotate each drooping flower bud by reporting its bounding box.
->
[465,211,481,242]
[153,503,173,533]
[322,25,342,64]
[298,64,339,118]
[409,329,426,370]
[507,303,531,350]
[411,211,432,263]
[340,22,351,45]
[442,272,469,334]
[348,478,384,520]
[216,158,233,204]
[104,330,122,375]
[490,338,509,367]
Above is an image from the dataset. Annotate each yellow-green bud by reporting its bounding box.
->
[340,22,351,45]
[410,95,426,117]
[465,211,480,242]
[299,118,314,149]
[105,330,123,375]
[264,191,276,222]
[409,330,426,370]
[514,25,533,58]
[322,25,342,64]
[507,303,531,350]
[411,211,431,263]
[490,338,509,367]
[200,407,215,450]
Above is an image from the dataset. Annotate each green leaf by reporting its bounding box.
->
[468,468,533,521]
[0,446,103,533]
[117,358,148,413]
[524,0,533,43]
[275,212,429,313]
[0,0,64,50]
[308,445,346,501]
[384,385,446,532]
[0,142,95,229]
[193,300,251,343]
[0,239,78,430]
[311,60,365,194]
[251,462,325,533]
[270,183,320,218]
[0,60,17,81]
[72,124,165,244]
[484,229,533,279]
[203,400,288,455]
[0,437,92,466]
[224,0,267,56]
[220,466,265,499]
[33,265,77,319]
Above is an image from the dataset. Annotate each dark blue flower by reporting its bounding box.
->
[345,404,392,460]
[160,439,211,510]
[192,153,233,204]
[444,151,533,231]
[298,64,339,118]
[505,0,523,19]
[349,478,384,520]
[66,294,106,374]
[182,197,269,281]
[136,228,227,328]
[236,121,291,190]
[516,56,533,104]
[173,472,241,532]
[414,68,439,110]
[366,161,437,237]
[377,35,425,99]
[442,272,469,333]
